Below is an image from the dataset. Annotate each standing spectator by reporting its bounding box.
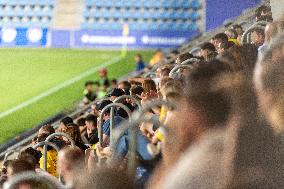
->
[135,54,145,72]
[98,68,110,88]
[82,81,97,105]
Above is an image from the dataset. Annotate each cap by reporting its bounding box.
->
[106,88,125,97]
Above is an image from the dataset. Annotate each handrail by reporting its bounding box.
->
[44,132,75,173]
[33,141,60,172]
[98,103,132,147]
[180,58,200,65]
[241,25,266,45]
[113,95,142,111]
[111,100,175,176]
[3,171,67,189]
[169,64,192,77]
[143,72,156,78]
[4,149,19,162]
[189,47,201,55]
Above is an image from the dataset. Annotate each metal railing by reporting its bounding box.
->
[241,23,267,44]
[113,95,142,111]
[4,171,67,189]
[181,58,201,65]
[4,149,19,162]
[98,103,132,147]
[169,64,193,78]
[111,100,175,176]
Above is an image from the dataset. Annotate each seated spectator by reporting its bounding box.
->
[212,32,229,49]
[57,147,85,187]
[231,24,244,43]
[199,42,217,61]
[250,28,265,48]
[118,80,131,95]
[58,117,73,132]
[225,28,240,45]
[96,99,125,147]
[61,123,88,151]
[175,52,193,64]
[85,114,99,145]
[76,117,87,134]
[82,81,97,105]
[18,147,42,172]
[255,5,273,22]
[135,53,146,72]
[107,88,125,102]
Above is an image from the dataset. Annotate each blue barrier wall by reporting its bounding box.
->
[205,0,262,31]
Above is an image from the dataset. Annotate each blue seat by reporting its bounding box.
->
[191,0,201,10]
[190,12,199,21]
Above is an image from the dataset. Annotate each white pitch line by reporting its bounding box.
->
[0,56,123,119]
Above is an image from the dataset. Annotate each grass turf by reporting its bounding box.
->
[0,48,153,144]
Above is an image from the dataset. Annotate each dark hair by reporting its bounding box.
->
[85,81,94,87]
[177,52,194,63]
[130,85,144,97]
[255,5,271,18]
[200,42,216,52]
[135,53,143,61]
[39,124,55,135]
[119,81,131,90]
[183,61,231,125]
[111,79,117,84]
[85,114,97,125]
[7,158,35,175]
[19,147,42,163]
[76,117,86,126]
[142,79,157,94]
[161,67,171,77]
[213,33,229,43]
[60,117,73,126]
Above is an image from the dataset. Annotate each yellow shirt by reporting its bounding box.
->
[228,38,240,46]
[40,149,58,177]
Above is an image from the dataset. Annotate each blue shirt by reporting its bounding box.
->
[103,116,124,136]
[136,61,145,72]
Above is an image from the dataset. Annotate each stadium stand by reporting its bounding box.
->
[2,0,284,189]
[81,0,202,31]
[0,0,55,27]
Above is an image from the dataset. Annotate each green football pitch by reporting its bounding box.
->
[0,48,153,144]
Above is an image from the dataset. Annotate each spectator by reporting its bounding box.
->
[57,147,85,187]
[225,29,240,45]
[160,67,172,80]
[130,85,144,100]
[76,117,87,134]
[98,68,110,88]
[255,5,273,22]
[135,54,145,72]
[175,52,193,64]
[231,24,244,43]
[150,50,164,66]
[250,28,265,48]
[58,117,73,132]
[107,88,125,102]
[96,99,125,147]
[212,33,229,49]
[82,81,97,105]
[61,123,88,151]
[168,50,179,64]
[85,114,99,145]
[118,80,131,95]
[199,42,217,61]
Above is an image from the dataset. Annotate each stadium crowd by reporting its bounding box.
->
[1,3,284,189]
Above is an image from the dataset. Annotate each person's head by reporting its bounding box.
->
[217,41,233,54]
[85,81,94,92]
[175,52,193,64]
[118,81,131,92]
[255,5,272,22]
[159,78,182,100]
[61,123,82,144]
[170,50,179,60]
[200,42,216,61]
[231,24,244,36]
[250,28,265,47]
[59,117,73,131]
[160,67,171,79]
[99,68,108,78]
[254,34,284,134]
[135,53,143,62]
[18,147,42,167]
[218,44,258,74]
[96,99,113,120]
[225,29,238,39]
[79,167,134,189]
[142,79,157,94]
[85,114,98,133]
[163,61,230,163]
[38,124,55,137]
[58,147,85,186]
[6,159,35,180]
[107,88,125,101]
[212,33,229,49]
[130,85,144,100]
